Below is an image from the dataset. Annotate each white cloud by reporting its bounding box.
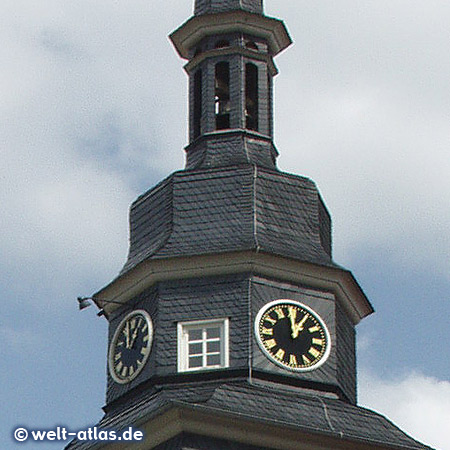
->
[0,0,191,295]
[270,1,450,279]
[0,1,448,449]
[359,371,450,450]
[0,0,448,295]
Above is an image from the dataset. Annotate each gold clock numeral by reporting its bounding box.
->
[142,323,148,332]
[290,354,298,366]
[302,355,311,365]
[264,339,277,349]
[265,316,276,325]
[261,327,273,335]
[274,307,285,319]
[116,361,123,373]
[121,366,128,378]
[312,338,324,346]
[308,325,320,333]
[143,334,149,342]
[140,347,148,356]
[129,366,135,376]
[114,352,121,361]
[309,347,321,359]
[275,349,285,360]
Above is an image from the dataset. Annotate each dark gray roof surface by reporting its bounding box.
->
[194,0,263,16]
[120,165,337,276]
[65,380,432,450]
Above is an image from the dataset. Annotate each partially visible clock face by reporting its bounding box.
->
[108,310,153,384]
[255,300,331,372]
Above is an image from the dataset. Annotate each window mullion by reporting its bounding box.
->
[202,327,207,368]
[183,328,189,371]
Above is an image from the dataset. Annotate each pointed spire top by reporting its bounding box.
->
[194,0,263,16]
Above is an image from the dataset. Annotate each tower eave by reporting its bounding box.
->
[65,381,431,450]
[93,251,374,324]
[170,10,292,59]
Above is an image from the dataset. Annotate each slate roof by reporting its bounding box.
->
[65,380,432,450]
[194,0,263,16]
[120,165,337,276]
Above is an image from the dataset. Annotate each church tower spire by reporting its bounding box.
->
[170,0,291,169]
[66,2,435,450]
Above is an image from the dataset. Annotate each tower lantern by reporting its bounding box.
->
[170,0,291,169]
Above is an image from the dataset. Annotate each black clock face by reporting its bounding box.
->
[108,310,153,384]
[255,300,331,372]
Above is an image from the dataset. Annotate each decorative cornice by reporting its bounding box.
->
[170,10,291,59]
[94,251,373,324]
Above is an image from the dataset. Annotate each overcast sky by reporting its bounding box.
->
[1,1,449,449]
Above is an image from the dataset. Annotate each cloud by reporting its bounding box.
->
[1,0,449,293]
[0,0,192,297]
[0,2,448,449]
[269,1,450,279]
[359,370,450,450]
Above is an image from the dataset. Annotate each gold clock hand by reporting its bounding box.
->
[288,306,298,338]
[294,313,309,336]
[289,310,309,339]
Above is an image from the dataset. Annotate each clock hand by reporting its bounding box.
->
[295,313,309,336]
[288,307,298,339]
[124,321,131,349]
[289,310,309,339]
[131,318,145,348]
[130,327,139,349]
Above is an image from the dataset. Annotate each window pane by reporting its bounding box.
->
[189,342,203,355]
[207,354,221,366]
[189,355,203,368]
[245,63,258,131]
[188,329,202,341]
[207,341,220,353]
[215,62,230,130]
[193,70,202,139]
[206,327,220,339]
[215,40,230,49]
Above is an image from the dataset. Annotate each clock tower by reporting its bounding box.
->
[67,1,433,449]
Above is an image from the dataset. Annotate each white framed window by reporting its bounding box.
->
[177,318,229,372]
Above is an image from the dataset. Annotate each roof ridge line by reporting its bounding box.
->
[317,396,341,437]
[252,165,260,252]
